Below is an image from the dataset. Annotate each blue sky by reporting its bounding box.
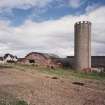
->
[0,0,105,57]
[0,0,105,26]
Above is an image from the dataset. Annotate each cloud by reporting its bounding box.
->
[0,0,53,10]
[69,0,87,8]
[0,0,54,22]
[0,6,105,57]
[85,3,101,13]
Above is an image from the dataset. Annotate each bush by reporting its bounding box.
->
[16,100,28,105]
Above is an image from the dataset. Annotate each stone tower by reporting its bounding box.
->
[74,21,91,70]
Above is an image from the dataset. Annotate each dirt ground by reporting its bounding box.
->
[0,68,105,105]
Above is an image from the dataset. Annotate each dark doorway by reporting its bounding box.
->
[29,60,35,63]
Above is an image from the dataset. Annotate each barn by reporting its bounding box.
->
[17,52,61,68]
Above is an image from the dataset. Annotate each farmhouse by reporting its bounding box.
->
[3,54,18,63]
[0,57,4,64]
[0,54,18,64]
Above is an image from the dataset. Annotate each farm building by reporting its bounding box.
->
[17,52,105,71]
[0,57,4,64]
[0,54,18,64]
[4,53,18,63]
[17,58,26,64]
[17,52,61,68]
[67,56,105,72]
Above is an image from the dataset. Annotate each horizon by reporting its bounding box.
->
[1,52,105,59]
[0,0,105,58]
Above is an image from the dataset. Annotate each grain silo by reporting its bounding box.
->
[74,21,91,70]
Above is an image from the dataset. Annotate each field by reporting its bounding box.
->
[0,64,105,105]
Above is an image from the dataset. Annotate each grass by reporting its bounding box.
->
[16,100,28,105]
[0,100,28,105]
[38,68,105,80]
[1,63,105,80]
[16,64,105,80]
[0,91,28,105]
[0,63,105,104]
[0,64,14,69]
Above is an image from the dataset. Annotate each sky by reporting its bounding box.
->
[0,0,105,58]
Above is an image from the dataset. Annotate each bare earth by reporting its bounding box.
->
[0,68,105,105]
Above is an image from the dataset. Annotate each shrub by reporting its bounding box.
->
[16,100,28,105]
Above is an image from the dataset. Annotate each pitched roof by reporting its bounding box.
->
[4,53,17,59]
